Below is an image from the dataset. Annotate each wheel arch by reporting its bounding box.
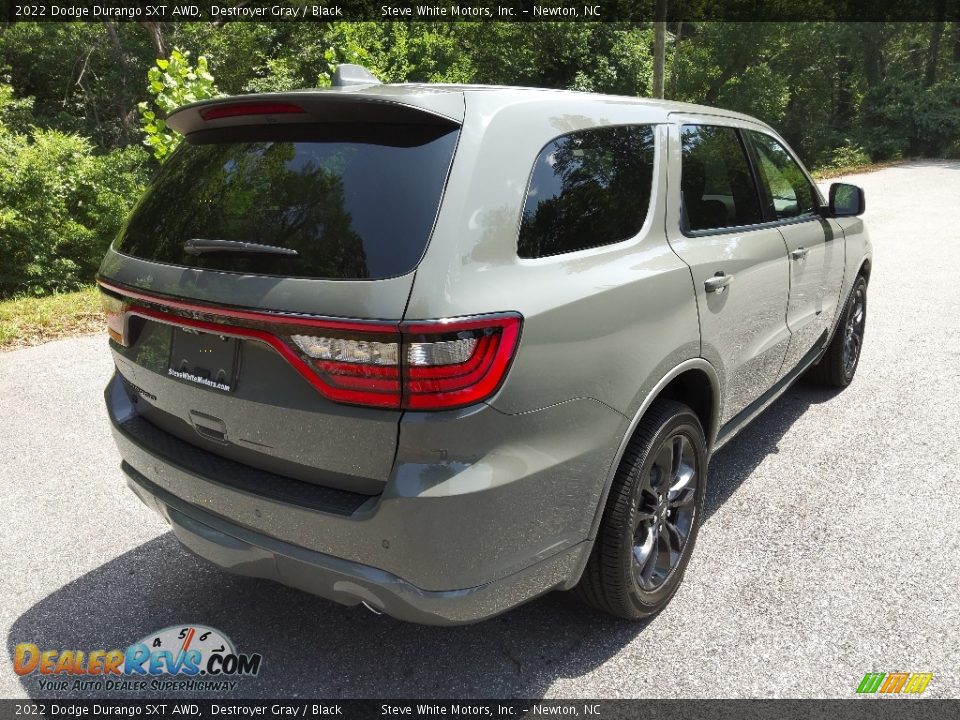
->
[585,358,721,543]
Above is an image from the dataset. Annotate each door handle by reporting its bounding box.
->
[704,272,733,294]
[791,247,810,260]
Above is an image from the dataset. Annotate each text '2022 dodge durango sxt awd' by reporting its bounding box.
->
[98,65,871,625]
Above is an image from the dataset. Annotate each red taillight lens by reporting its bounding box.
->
[401,315,522,410]
[200,102,305,121]
[290,333,402,408]
[283,314,522,411]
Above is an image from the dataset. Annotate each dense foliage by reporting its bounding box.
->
[0,85,148,296]
[139,49,219,162]
[0,20,957,296]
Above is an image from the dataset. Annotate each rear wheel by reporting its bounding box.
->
[808,274,867,387]
[576,399,707,620]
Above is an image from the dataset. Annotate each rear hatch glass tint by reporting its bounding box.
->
[113,123,459,280]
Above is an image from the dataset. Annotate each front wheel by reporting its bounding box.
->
[808,274,867,387]
[575,399,707,620]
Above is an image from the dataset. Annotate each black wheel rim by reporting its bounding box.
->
[843,285,866,376]
[631,433,699,592]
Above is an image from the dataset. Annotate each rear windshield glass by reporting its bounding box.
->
[113,123,459,280]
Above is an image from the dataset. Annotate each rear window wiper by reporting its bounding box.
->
[183,239,299,257]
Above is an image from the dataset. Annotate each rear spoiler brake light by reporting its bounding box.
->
[200,102,306,121]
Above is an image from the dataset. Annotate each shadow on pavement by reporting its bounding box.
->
[704,380,841,521]
[9,383,838,699]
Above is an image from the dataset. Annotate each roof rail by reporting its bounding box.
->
[332,64,383,87]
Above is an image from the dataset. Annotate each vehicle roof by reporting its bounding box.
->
[301,82,771,126]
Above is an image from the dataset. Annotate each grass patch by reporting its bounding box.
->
[812,158,907,180]
[0,286,103,351]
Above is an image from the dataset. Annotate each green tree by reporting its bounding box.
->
[0,84,148,296]
[138,48,218,162]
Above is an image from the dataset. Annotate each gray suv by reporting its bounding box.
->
[98,67,871,624]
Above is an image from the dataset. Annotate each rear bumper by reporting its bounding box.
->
[124,462,589,625]
[107,372,626,624]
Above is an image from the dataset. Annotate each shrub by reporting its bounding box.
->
[0,85,150,297]
[829,141,871,170]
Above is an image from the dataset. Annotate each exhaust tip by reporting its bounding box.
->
[361,601,383,616]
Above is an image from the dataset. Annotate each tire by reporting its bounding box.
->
[575,399,708,620]
[807,274,867,388]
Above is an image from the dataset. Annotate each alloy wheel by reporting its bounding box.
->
[843,285,866,376]
[631,433,699,592]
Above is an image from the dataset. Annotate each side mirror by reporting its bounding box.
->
[825,182,865,217]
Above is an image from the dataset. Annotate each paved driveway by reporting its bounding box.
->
[2,161,958,699]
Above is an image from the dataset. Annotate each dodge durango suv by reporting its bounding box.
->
[98,66,871,624]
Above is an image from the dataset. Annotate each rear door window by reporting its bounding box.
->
[680,125,763,232]
[113,123,459,280]
[518,125,655,258]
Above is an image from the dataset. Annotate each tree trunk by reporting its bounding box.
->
[141,21,166,59]
[103,22,136,142]
[652,0,667,99]
[835,51,854,128]
[924,0,947,87]
[863,24,884,89]
[670,21,683,99]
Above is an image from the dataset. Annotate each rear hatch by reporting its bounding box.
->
[99,90,463,494]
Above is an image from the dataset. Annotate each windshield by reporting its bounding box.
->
[113,122,459,280]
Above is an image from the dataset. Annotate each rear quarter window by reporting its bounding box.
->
[113,123,459,280]
[518,125,655,259]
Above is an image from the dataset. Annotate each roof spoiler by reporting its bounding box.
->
[167,89,463,136]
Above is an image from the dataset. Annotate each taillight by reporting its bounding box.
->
[401,316,522,410]
[200,102,305,121]
[97,281,521,412]
[281,314,522,411]
[100,291,128,346]
[290,333,402,408]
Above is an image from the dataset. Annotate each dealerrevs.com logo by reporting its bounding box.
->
[13,625,262,693]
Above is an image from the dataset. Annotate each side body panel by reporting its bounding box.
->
[663,120,791,425]
[742,127,848,377]
[777,218,846,376]
[835,219,872,296]
[404,95,702,421]
[398,96,705,583]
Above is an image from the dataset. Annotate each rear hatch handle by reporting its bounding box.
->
[183,238,299,257]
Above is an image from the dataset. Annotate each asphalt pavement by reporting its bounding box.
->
[1,161,958,699]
